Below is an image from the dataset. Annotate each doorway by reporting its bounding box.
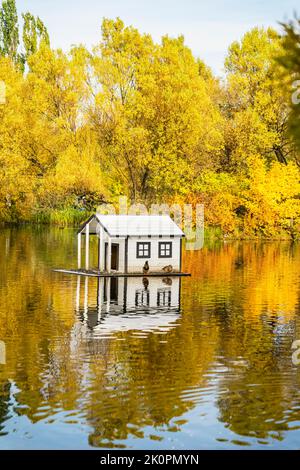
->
[104,277,119,303]
[105,243,119,271]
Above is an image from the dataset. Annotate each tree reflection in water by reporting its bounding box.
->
[0,228,300,448]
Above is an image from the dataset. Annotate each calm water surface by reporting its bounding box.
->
[0,226,300,449]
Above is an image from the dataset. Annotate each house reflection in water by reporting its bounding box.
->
[75,276,181,335]
[0,341,5,365]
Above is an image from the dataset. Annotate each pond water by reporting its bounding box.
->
[0,226,300,450]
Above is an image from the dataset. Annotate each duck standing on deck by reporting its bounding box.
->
[143,261,150,275]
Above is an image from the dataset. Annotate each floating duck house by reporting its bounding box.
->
[75,214,186,276]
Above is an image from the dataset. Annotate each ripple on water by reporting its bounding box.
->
[1,232,300,448]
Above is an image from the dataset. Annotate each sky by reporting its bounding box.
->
[16,0,298,75]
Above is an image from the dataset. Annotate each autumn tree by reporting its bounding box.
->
[0,0,21,65]
[22,12,50,61]
[90,18,223,203]
[24,43,106,213]
[0,57,34,220]
[0,11,300,236]
[279,16,300,151]
[0,1,49,69]
[223,27,295,171]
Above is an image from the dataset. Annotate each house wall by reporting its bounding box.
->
[98,232,181,273]
[99,277,180,310]
[127,237,181,273]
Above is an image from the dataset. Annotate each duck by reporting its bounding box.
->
[143,261,150,275]
[162,265,173,273]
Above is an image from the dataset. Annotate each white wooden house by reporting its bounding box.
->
[77,214,185,274]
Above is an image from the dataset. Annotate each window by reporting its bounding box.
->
[159,241,172,258]
[157,288,171,307]
[136,242,151,259]
[135,289,150,307]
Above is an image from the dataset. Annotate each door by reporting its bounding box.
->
[104,243,119,271]
[104,277,118,302]
[111,244,119,271]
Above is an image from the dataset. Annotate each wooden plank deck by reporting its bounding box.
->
[53,268,191,278]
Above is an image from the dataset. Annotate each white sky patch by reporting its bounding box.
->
[15,0,298,75]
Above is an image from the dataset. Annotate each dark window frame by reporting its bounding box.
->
[158,241,173,258]
[157,288,172,307]
[135,289,150,307]
[136,241,151,259]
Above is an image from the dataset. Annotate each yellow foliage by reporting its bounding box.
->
[0,19,299,236]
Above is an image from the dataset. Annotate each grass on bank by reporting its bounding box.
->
[32,208,92,227]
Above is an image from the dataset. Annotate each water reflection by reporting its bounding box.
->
[0,342,5,365]
[0,228,300,448]
[75,276,181,335]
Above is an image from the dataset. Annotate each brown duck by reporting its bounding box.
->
[143,261,149,275]
[162,265,173,273]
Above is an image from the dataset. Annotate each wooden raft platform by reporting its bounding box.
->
[53,269,191,278]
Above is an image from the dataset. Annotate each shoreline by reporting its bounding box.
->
[0,220,298,241]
